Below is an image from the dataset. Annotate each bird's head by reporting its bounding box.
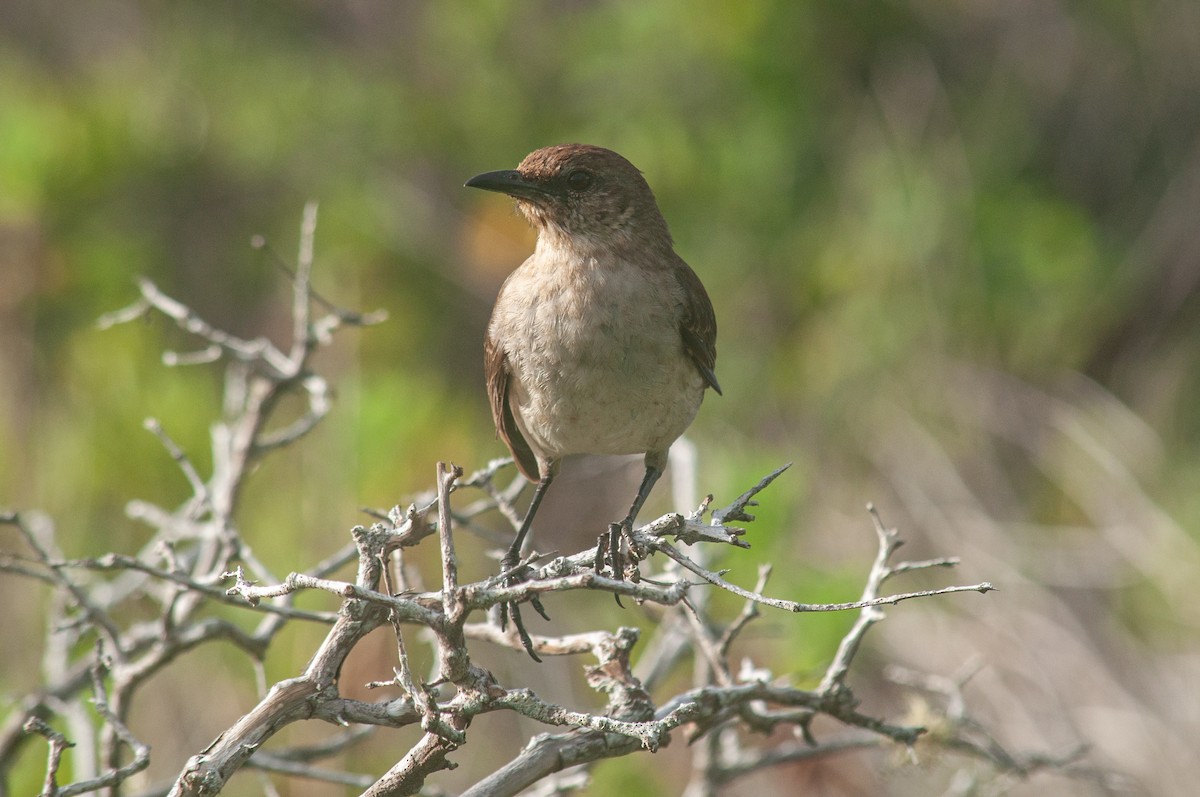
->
[466,144,672,255]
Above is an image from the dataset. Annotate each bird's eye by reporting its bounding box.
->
[565,169,594,191]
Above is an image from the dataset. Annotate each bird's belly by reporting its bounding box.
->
[503,273,705,460]
[514,347,704,458]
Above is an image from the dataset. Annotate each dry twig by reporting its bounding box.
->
[1,212,1095,797]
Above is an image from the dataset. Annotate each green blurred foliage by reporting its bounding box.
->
[3,0,1200,793]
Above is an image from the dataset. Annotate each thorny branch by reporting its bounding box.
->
[1,213,1100,797]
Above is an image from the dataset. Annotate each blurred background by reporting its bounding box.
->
[3,1,1199,795]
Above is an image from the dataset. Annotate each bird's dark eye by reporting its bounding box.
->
[565,169,594,192]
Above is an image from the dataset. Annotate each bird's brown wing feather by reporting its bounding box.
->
[484,334,541,480]
[675,259,722,395]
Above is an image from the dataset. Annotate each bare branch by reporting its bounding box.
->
[243,753,375,789]
[437,462,464,618]
[4,210,1091,797]
[710,462,791,526]
[21,717,73,797]
[142,418,210,510]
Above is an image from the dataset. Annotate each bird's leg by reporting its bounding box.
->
[597,463,663,590]
[500,473,553,661]
[621,463,663,556]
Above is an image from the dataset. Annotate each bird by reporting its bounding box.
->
[465,144,720,658]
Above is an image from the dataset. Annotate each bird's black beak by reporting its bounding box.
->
[464,169,551,201]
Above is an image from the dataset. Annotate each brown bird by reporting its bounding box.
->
[466,144,720,658]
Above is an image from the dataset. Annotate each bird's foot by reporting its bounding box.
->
[595,519,643,607]
[498,557,550,662]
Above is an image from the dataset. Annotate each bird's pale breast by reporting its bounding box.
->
[489,251,706,462]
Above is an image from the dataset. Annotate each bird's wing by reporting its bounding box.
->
[484,334,541,480]
[675,259,722,395]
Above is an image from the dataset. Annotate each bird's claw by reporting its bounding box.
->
[497,559,546,662]
[595,519,643,607]
[529,593,550,621]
